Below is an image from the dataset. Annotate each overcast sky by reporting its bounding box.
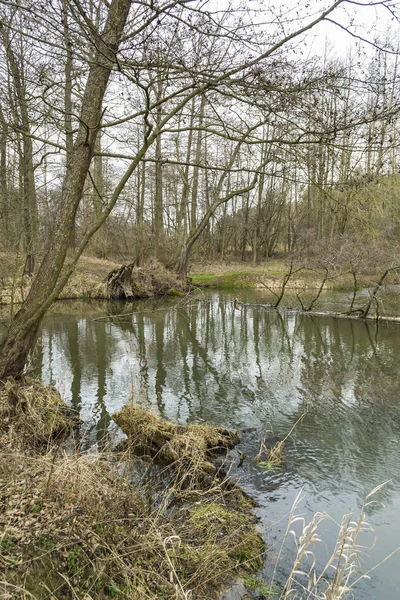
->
[207,0,400,59]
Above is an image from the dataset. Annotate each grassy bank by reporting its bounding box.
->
[1,252,398,308]
[0,380,265,600]
[0,253,118,305]
[0,254,187,307]
[190,261,388,291]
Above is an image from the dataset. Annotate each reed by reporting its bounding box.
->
[256,414,305,470]
[262,483,400,600]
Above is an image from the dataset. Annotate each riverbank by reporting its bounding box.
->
[2,252,395,304]
[0,253,117,305]
[189,260,393,291]
[0,254,186,306]
[0,379,264,600]
[1,254,399,324]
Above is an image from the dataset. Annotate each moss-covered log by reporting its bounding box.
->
[1,394,264,599]
[113,404,239,460]
[113,404,240,489]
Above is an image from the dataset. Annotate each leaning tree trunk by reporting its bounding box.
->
[0,0,131,383]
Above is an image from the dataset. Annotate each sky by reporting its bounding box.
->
[207,0,400,59]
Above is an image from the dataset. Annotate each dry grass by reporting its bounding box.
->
[0,390,265,600]
[256,438,284,470]
[112,403,239,489]
[0,253,119,306]
[0,451,264,600]
[256,415,305,471]
[106,259,187,300]
[0,378,73,452]
[0,254,187,306]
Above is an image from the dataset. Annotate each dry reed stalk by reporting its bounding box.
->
[263,483,399,600]
[256,414,305,470]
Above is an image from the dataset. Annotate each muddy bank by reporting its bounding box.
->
[0,256,187,306]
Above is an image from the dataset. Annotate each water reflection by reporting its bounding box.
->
[22,294,400,599]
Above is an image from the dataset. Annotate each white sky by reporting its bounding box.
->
[207,0,400,58]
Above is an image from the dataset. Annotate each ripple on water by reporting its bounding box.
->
[25,294,400,600]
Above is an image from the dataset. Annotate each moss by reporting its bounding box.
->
[234,530,265,571]
[192,271,257,289]
[1,397,264,600]
[1,450,265,600]
[189,502,247,535]
[0,537,16,554]
[112,403,239,489]
[245,575,280,596]
[187,501,265,573]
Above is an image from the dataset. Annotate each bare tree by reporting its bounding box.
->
[0,0,399,383]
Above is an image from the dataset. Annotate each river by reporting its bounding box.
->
[1,289,399,599]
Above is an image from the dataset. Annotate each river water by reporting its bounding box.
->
[1,290,400,598]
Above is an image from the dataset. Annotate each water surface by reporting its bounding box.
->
[1,291,399,598]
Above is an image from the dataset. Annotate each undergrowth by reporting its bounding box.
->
[0,388,265,600]
[0,378,73,451]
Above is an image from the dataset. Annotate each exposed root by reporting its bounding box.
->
[106,259,188,300]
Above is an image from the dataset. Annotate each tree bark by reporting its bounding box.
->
[154,74,164,259]
[0,103,8,245]
[62,0,76,249]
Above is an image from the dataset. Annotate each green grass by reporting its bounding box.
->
[245,574,280,596]
[191,271,259,289]
[191,264,327,290]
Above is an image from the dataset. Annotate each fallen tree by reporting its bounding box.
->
[113,403,240,489]
[106,261,188,300]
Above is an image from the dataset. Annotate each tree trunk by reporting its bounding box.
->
[1,28,38,274]
[0,0,131,382]
[62,0,76,249]
[190,95,205,233]
[0,103,8,245]
[154,75,164,259]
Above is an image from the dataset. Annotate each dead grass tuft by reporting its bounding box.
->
[60,273,108,300]
[0,448,264,599]
[0,378,73,451]
[0,392,264,599]
[112,403,239,489]
[256,415,305,472]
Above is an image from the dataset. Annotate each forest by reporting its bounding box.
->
[1,1,400,270]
